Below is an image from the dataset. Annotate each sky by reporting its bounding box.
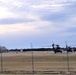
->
[0,0,76,49]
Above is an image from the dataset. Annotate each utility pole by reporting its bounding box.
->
[65,41,70,72]
[30,43,34,75]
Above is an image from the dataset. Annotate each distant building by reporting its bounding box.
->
[0,46,8,53]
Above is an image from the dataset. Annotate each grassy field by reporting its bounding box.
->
[0,51,76,75]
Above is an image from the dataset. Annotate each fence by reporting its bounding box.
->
[0,51,76,75]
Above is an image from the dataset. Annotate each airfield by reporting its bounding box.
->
[0,51,76,75]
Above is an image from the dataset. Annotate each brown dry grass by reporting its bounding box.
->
[0,51,76,75]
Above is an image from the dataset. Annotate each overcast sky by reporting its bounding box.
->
[0,0,76,49]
